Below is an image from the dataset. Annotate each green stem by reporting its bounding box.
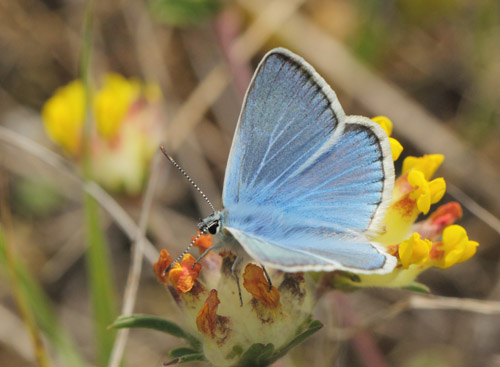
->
[79,1,118,365]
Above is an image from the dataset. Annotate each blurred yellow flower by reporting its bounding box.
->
[42,73,164,195]
[42,80,85,155]
[93,74,141,140]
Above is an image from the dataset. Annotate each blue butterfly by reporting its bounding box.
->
[173,48,396,274]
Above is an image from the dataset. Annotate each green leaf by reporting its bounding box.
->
[149,0,221,26]
[14,178,63,217]
[110,314,201,350]
[0,226,86,367]
[236,319,323,367]
[239,343,276,367]
[272,319,323,361]
[165,353,205,365]
[169,347,200,358]
[225,345,244,360]
[403,281,431,294]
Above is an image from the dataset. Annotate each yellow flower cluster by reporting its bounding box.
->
[43,74,160,155]
[347,116,479,288]
[42,80,86,155]
[42,74,163,194]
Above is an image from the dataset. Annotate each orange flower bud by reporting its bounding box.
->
[193,233,213,254]
[243,264,280,308]
[153,249,172,284]
[196,289,220,338]
[168,254,202,293]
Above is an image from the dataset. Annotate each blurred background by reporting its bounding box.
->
[1,0,500,366]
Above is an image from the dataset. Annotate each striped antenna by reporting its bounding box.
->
[160,146,215,213]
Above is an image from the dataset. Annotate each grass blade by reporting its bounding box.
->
[84,194,118,365]
[0,226,86,366]
[80,2,118,365]
[110,314,201,350]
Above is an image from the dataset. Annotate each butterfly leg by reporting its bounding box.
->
[231,256,244,307]
[192,242,223,268]
[261,264,273,291]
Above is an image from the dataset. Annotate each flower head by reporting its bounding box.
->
[150,245,318,367]
[42,74,164,195]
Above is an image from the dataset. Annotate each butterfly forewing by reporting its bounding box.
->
[223,50,343,207]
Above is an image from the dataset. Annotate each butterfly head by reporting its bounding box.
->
[199,211,222,235]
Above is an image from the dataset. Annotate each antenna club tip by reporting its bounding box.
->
[159,145,174,161]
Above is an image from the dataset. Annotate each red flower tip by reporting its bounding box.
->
[429,202,462,226]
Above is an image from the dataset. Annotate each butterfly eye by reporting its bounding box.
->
[207,221,219,235]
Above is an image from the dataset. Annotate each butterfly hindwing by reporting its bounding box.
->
[224,226,395,273]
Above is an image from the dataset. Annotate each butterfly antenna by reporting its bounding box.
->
[160,146,215,213]
[163,231,204,275]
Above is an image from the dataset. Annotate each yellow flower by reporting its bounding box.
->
[42,74,164,195]
[432,225,479,269]
[93,73,141,140]
[42,80,85,155]
[372,115,394,135]
[398,232,433,269]
[372,116,403,161]
[402,154,444,180]
[407,170,446,214]
[389,138,404,161]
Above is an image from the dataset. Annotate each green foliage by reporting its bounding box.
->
[84,194,118,366]
[403,281,430,294]
[110,314,202,350]
[238,319,323,367]
[0,226,86,367]
[169,347,201,358]
[149,0,221,26]
[13,178,63,217]
[111,314,322,367]
[80,3,118,365]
